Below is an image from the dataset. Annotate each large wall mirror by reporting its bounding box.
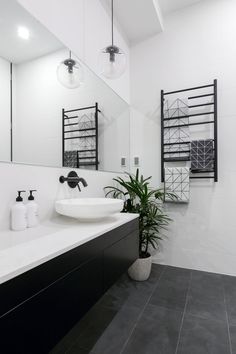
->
[0,0,130,173]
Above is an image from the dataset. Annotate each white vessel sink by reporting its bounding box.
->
[55,198,124,220]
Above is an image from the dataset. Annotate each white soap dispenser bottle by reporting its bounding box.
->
[26,190,39,228]
[11,190,27,231]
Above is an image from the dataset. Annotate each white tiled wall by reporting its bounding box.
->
[0,162,118,231]
[130,0,236,276]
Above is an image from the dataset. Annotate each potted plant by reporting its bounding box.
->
[104,169,173,281]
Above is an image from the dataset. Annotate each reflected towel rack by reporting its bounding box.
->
[62,103,100,170]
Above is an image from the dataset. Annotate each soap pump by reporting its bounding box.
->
[26,190,38,228]
[11,190,27,231]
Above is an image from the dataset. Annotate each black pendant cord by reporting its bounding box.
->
[111,0,114,46]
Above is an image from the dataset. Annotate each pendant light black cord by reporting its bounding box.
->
[111,0,114,46]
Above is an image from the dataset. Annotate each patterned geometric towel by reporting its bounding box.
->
[64,150,78,168]
[164,167,190,203]
[164,98,190,161]
[77,151,97,168]
[190,139,214,172]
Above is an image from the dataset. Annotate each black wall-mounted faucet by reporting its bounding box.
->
[59,171,88,191]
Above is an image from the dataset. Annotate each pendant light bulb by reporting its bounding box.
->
[99,0,126,80]
[57,51,83,89]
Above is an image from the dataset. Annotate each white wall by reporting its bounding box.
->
[13,49,129,172]
[0,162,120,231]
[130,0,236,276]
[17,0,130,104]
[0,57,11,162]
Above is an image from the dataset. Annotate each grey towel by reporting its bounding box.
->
[191,139,214,172]
[64,150,78,168]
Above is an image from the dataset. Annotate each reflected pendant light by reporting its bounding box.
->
[99,0,126,79]
[57,51,83,89]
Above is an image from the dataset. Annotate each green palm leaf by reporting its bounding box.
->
[104,169,174,256]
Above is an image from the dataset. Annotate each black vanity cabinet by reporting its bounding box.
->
[104,230,139,291]
[0,218,138,354]
[0,256,103,354]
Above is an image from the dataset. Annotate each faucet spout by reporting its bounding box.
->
[59,171,88,190]
[78,177,88,187]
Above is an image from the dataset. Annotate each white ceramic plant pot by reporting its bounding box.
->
[128,254,152,281]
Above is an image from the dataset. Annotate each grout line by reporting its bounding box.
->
[222,277,233,354]
[62,265,167,354]
[174,270,192,354]
[185,311,228,324]
[119,265,167,354]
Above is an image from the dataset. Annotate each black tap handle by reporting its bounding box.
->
[59,176,65,183]
[59,171,87,191]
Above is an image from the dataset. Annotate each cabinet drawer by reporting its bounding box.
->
[0,255,103,354]
[103,230,139,290]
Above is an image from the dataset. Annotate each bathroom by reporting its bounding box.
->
[0,0,235,353]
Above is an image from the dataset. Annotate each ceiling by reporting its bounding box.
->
[0,0,205,63]
[0,0,63,64]
[101,0,204,45]
[100,0,163,45]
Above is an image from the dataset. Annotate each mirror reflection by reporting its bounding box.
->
[0,0,130,173]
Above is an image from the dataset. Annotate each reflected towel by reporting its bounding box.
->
[64,150,78,168]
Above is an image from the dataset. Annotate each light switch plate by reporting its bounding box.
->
[121,157,126,167]
[134,156,139,166]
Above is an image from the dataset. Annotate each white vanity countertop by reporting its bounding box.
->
[0,213,139,285]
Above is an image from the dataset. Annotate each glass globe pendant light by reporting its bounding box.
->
[57,51,83,89]
[99,0,126,80]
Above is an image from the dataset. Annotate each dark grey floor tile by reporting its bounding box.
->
[98,286,148,312]
[223,275,236,325]
[223,274,236,292]
[69,305,118,352]
[97,276,134,311]
[52,266,164,354]
[70,304,140,354]
[229,324,236,354]
[99,264,164,311]
[147,263,166,283]
[227,305,236,327]
[163,266,191,282]
[149,279,187,311]
[89,304,140,354]
[185,295,227,322]
[177,314,231,354]
[189,271,224,303]
[52,304,117,354]
[149,267,190,311]
[122,304,183,354]
[185,271,227,323]
[52,267,236,354]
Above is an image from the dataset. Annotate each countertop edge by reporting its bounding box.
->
[0,213,139,285]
